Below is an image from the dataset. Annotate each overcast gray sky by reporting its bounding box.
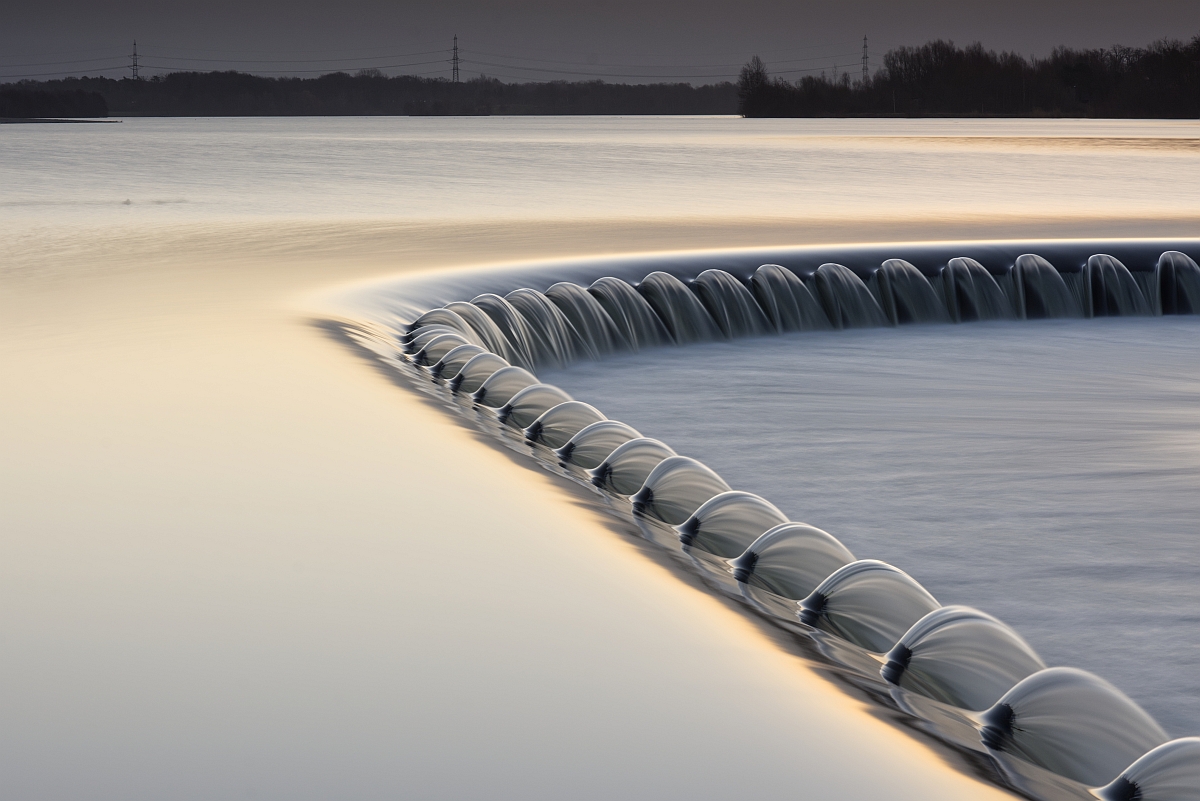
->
[3,0,1199,83]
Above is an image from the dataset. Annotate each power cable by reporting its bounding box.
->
[464,46,863,70]
[139,49,450,65]
[0,55,133,69]
[0,65,128,79]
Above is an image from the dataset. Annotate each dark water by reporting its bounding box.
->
[543,317,1200,735]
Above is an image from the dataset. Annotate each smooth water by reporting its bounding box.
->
[8,116,1200,797]
[5,117,1200,228]
[543,316,1200,735]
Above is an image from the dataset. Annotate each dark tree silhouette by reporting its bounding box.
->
[5,73,738,117]
[738,35,1200,118]
[0,88,107,118]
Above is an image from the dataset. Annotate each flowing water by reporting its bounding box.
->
[543,316,1200,734]
[7,116,1200,799]
[371,239,1200,797]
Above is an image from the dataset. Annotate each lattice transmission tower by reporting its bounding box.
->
[130,40,140,80]
[862,36,869,83]
[452,35,460,83]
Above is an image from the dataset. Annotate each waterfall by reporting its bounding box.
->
[875,258,950,325]
[942,257,1015,322]
[377,240,1200,798]
[1009,254,1082,319]
[1082,255,1152,317]
[586,276,672,351]
[814,263,889,328]
[692,269,772,338]
[637,271,723,344]
[750,263,832,332]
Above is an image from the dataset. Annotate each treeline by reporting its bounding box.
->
[739,36,1200,117]
[0,88,108,118]
[7,71,737,116]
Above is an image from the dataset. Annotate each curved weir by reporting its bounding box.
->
[335,239,1200,800]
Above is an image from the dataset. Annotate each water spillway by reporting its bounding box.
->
[402,243,1200,372]
[586,276,672,351]
[814,262,888,329]
[524,401,606,449]
[544,282,623,358]
[505,288,588,368]
[942,257,1014,322]
[444,301,526,367]
[497,383,572,428]
[589,437,677,495]
[980,667,1169,787]
[471,365,538,407]
[1095,737,1200,801]
[875,259,950,325]
[353,239,1200,800]
[636,271,723,344]
[1010,254,1082,320]
[449,352,510,394]
[1156,251,1200,315]
[729,523,856,600]
[798,560,941,653]
[630,455,731,525]
[431,343,487,379]
[749,264,832,332]
[881,606,1045,711]
[675,490,789,558]
[555,420,642,468]
[692,269,772,338]
[1083,255,1152,318]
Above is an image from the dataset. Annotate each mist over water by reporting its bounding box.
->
[542,316,1200,734]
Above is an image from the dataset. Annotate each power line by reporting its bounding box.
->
[1,43,872,83]
[464,46,863,70]
[138,48,449,65]
[137,61,450,75]
[0,55,132,69]
[0,66,127,79]
[460,51,860,80]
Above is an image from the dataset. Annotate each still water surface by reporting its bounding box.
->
[4,116,1200,227]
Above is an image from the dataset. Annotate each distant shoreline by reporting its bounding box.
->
[6,32,1200,120]
[0,117,119,124]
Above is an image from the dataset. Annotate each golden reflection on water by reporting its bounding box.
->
[5,116,1196,799]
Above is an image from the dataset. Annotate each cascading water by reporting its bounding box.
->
[556,420,642,469]
[1082,255,1152,318]
[814,262,889,329]
[525,401,606,449]
[1009,254,1083,320]
[675,490,788,558]
[347,241,1200,800]
[505,288,588,367]
[942,257,1014,322]
[544,282,624,358]
[691,269,772,338]
[636,271,724,344]
[875,259,951,325]
[749,263,832,333]
[881,606,1045,711]
[1156,251,1200,315]
[585,276,672,351]
[798,560,941,652]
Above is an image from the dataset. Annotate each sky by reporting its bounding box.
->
[2,0,1199,84]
